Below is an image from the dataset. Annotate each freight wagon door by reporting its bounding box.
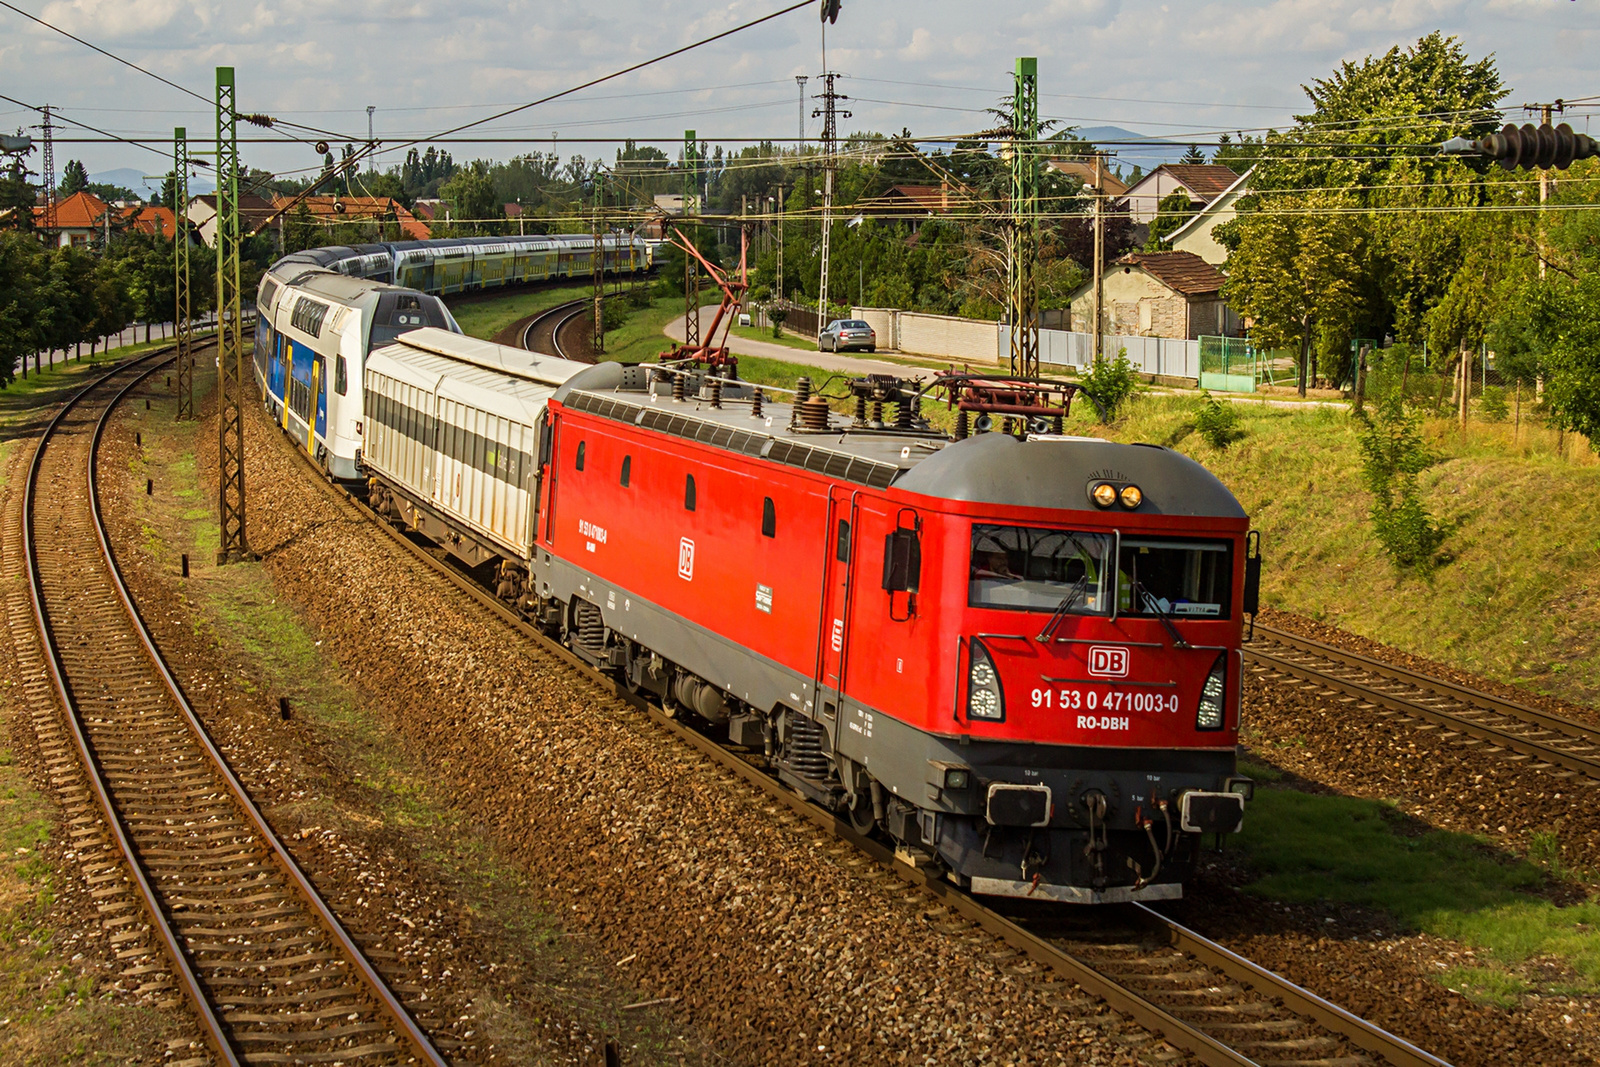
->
[813,486,859,717]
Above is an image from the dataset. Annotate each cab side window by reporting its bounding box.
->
[575,441,586,471]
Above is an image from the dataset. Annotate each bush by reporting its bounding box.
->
[1479,385,1508,422]
[768,303,787,338]
[1194,392,1246,448]
[1079,349,1138,423]
[1356,396,1451,573]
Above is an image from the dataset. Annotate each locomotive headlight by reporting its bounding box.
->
[966,640,1005,722]
[1119,484,1143,509]
[1091,482,1118,508]
[944,767,971,790]
[1196,652,1227,730]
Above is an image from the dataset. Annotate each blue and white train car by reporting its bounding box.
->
[254,270,460,479]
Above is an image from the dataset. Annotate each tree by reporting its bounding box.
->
[437,162,500,235]
[1179,144,1205,166]
[1145,190,1197,251]
[1227,34,1507,356]
[1213,133,1268,170]
[1219,205,1361,396]
[58,159,89,196]
[0,231,46,384]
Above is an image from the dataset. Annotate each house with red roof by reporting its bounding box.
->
[1118,163,1241,224]
[32,191,177,248]
[1066,250,1242,339]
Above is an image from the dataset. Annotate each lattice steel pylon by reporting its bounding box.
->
[683,129,700,349]
[40,104,55,232]
[1007,57,1040,380]
[591,176,604,354]
[215,67,250,563]
[813,73,849,336]
[174,126,194,420]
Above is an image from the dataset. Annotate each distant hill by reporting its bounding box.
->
[90,166,214,201]
[1060,126,1202,174]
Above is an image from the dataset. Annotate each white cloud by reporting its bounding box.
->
[4,0,1591,176]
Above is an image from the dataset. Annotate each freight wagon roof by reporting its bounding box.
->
[553,362,1245,517]
[367,328,590,426]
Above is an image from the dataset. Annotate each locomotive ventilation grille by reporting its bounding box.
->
[567,391,900,489]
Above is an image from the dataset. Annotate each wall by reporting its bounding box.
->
[849,307,999,364]
[999,324,1200,381]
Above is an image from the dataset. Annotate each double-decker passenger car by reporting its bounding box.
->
[358,328,1261,903]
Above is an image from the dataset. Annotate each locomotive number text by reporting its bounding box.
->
[578,519,608,543]
[1031,688,1180,715]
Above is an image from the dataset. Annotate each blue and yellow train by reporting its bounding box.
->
[254,232,653,479]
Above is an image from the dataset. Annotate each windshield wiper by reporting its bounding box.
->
[1133,580,1189,649]
[1036,574,1090,643]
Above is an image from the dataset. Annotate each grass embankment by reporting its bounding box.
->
[1081,393,1600,706]
[447,283,592,340]
[1236,763,1598,1006]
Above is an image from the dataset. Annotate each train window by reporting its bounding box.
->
[835,519,851,562]
[684,474,696,511]
[1118,538,1233,619]
[882,529,921,592]
[334,355,348,396]
[761,497,776,538]
[969,524,1113,614]
[575,441,586,471]
[620,455,632,487]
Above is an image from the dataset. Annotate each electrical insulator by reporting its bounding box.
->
[1474,122,1600,171]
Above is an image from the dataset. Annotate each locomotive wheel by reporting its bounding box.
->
[847,790,877,835]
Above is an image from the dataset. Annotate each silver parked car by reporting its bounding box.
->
[819,319,877,353]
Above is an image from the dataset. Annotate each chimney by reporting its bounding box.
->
[940,180,949,212]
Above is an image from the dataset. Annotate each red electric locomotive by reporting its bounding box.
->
[359,325,1257,902]
[518,362,1259,903]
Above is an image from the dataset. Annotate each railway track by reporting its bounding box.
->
[21,351,446,1066]
[279,439,1451,1067]
[521,298,589,360]
[1246,624,1600,781]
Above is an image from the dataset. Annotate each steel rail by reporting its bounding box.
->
[1132,903,1451,1067]
[1245,633,1600,780]
[1252,623,1599,744]
[23,350,235,1063]
[283,439,1452,1067]
[25,353,446,1066]
[520,298,589,356]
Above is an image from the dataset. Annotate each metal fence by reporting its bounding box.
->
[1197,336,1300,393]
[1002,325,1201,380]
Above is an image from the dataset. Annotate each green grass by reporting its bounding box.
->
[727,323,823,352]
[446,283,593,340]
[1237,786,1600,1004]
[594,293,695,364]
[1075,392,1600,706]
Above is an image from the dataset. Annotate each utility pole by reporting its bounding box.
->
[40,104,55,234]
[813,73,849,336]
[795,76,809,155]
[775,185,785,303]
[591,176,604,354]
[367,106,376,173]
[683,129,700,350]
[1007,57,1040,380]
[1091,152,1105,363]
[215,67,250,564]
[174,127,193,421]
[1529,100,1563,279]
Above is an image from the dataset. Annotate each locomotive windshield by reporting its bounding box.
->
[969,524,1113,613]
[970,525,1233,618]
[369,292,453,350]
[1118,538,1232,618]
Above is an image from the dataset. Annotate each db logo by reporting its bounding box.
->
[677,537,695,580]
[1087,646,1129,678]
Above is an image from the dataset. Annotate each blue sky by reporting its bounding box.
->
[2,0,1595,183]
